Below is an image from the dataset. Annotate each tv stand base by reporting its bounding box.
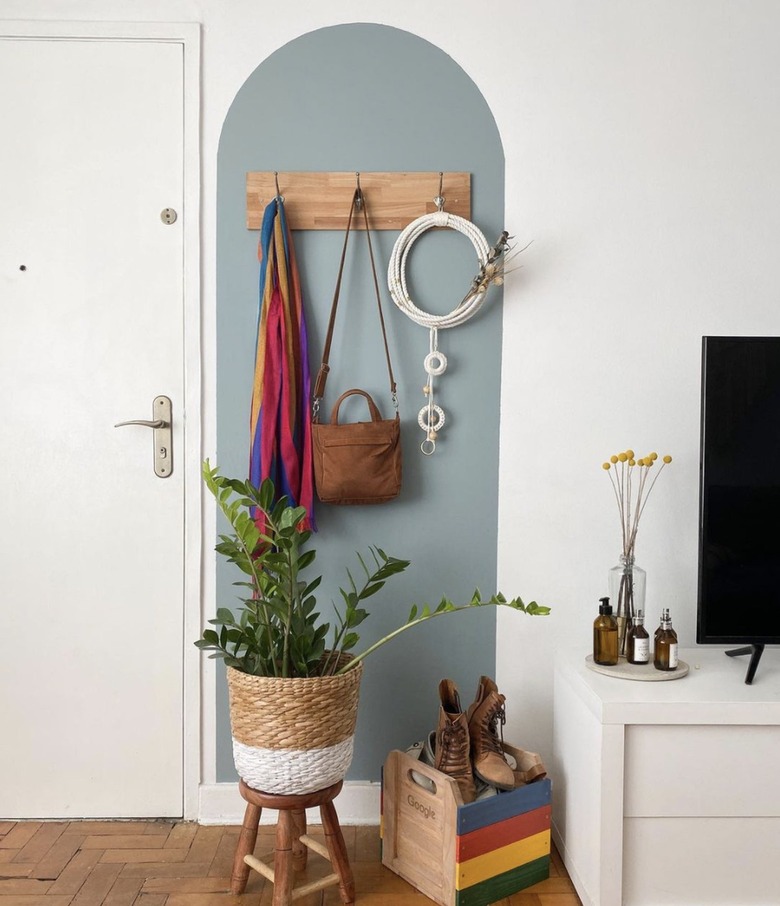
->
[725,643,765,684]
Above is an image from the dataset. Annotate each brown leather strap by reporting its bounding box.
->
[361,195,397,400]
[313,188,397,416]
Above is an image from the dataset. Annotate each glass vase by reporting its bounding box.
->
[608,554,646,658]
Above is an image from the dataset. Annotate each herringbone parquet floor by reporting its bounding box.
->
[0,820,582,906]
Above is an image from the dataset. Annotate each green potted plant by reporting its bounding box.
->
[197,461,550,794]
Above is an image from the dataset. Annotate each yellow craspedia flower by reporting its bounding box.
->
[602,462,611,470]
[626,449,635,458]
[647,457,655,466]
[618,452,628,462]
[650,452,658,461]
[610,455,618,464]
[663,455,672,463]
[638,458,647,466]
[629,459,636,466]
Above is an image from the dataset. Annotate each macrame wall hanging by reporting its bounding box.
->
[387,174,513,455]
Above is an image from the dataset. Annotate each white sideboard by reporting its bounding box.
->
[552,647,780,906]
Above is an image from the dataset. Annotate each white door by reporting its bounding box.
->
[0,36,186,817]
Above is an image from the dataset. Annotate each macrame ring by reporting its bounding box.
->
[418,404,446,433]
[420,438,436,456]
[424,351,448,376]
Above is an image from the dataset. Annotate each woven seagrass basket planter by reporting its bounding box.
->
[226,654,364,795]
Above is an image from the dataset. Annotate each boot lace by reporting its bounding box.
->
[480,697,506,756]
[439,722,469,773]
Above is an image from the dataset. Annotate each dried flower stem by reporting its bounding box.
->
[602,450,673,558]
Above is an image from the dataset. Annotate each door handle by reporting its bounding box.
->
[114,395,173,478]
[114,418,166,429]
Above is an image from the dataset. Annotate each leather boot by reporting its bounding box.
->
[434,679,476,804]
[466,676,515,791]
[511,747,548,787]
[513,762,548,787]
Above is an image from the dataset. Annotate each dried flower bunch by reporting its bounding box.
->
[602,449,673,557]
[466,232,532,299]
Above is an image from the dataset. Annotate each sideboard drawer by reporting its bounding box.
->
[624,724,780,817]
[623,816,780,905]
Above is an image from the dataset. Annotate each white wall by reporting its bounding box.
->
[494,2,780,761]
[5,0,779,776]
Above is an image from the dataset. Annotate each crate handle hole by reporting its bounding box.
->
[407,768,437,795]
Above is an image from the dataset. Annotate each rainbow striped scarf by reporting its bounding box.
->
[249,199,315,530]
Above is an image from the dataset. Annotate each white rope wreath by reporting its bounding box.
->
[387,210,493,454]
[387,211,491,329]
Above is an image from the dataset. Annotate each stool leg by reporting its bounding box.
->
[231,802,262,895]
[273,809,295,906]
[291,807,307,871]
[320,801,355,905]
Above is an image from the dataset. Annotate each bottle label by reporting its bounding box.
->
[632,637,650,662]
[668,642,678,668]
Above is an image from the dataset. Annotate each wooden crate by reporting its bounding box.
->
[381,747,552,906]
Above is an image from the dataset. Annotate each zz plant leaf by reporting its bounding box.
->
[198,461,550,677]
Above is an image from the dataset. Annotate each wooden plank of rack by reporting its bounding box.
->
[246,171,471,230]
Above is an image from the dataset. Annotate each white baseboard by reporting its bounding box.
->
[198,781,381,826]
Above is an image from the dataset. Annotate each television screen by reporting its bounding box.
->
[698,336,780,644]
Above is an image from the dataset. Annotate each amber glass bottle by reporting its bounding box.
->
[627,609,650,664]
[654,610,678,671]
[593,597,619,666]
[654,607,670,644]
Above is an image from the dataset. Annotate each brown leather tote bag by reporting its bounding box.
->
[311,187,401,505]
[312,389,401,505]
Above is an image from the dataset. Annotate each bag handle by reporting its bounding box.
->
[330,389,390,425]
[313,188,398,420]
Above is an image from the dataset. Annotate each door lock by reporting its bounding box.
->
[115,396,173,478]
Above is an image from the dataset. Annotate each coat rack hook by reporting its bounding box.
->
[434,171,445,212]
[273,171,284,204]
[355,171,363,210]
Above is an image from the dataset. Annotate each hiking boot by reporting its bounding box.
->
[434,679,476,804]
[466,676,515,791]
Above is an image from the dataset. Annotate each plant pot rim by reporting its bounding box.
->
[225,653,363,684]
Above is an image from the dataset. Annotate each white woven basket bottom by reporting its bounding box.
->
[233,735,355,795]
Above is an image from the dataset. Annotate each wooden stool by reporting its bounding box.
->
[231,778,355,906]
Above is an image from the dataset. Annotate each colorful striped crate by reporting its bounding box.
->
[381,747,551,906]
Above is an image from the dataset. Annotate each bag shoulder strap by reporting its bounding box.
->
[313,188,397,417]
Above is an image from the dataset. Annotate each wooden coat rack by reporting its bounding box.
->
[246,171,471,230]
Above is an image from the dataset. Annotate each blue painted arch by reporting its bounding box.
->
[216,23,505,781]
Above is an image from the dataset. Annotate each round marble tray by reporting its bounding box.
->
[585,654,689,681]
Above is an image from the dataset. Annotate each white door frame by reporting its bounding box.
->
[1,19,202,820]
